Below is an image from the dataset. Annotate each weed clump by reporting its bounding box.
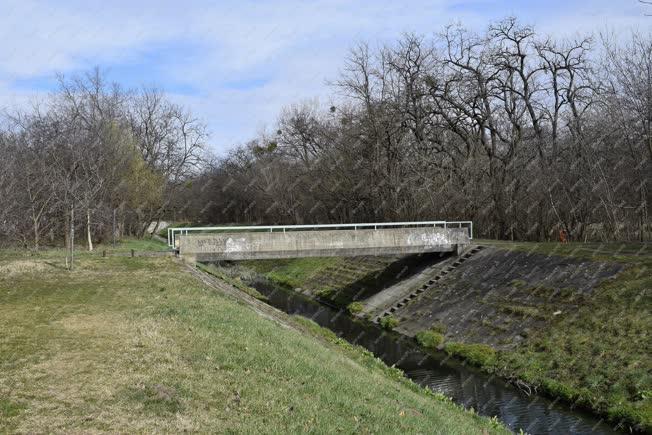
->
[415,330,445,349]
[379,316,399,331]
[0,399,26,418]
[347,301,364,314]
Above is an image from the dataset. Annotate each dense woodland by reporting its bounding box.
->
[1,18,651,253]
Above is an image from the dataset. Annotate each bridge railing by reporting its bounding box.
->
[167,220,473,248]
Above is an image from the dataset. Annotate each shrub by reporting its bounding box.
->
[415,330,445,349]
[444,342,496,367]
[379,316,399,331]
[347,301,364,314]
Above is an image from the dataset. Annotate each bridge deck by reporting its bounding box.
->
[171,222,472,261]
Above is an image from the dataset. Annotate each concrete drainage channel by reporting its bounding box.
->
[194,241,626,434]
[227,268,618,435]
[375,245,485,324]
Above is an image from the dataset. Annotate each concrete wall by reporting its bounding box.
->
[179,227,470,261]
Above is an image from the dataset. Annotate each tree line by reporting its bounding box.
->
[0,69,206,261]
[182,18,651,242]
[1,18,650,252]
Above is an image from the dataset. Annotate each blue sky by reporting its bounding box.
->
[0,0,649,153]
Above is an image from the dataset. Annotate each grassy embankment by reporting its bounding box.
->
[479,241,651,430]
[242,241,651,431]
[0,241,505,433]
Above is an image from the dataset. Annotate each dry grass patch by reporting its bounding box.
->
[0,260,52,278]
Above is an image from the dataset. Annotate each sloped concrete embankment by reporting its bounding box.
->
[362,246,623,349]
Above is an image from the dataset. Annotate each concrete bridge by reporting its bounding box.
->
[169,221,472,261]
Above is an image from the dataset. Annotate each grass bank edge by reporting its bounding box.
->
[290,315,509,433]
[191,261,508,432]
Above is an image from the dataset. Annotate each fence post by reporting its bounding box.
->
[131,249,135,258]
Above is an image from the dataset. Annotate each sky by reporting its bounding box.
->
[0,0,650,154]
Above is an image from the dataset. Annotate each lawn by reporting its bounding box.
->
[0,250,504,433]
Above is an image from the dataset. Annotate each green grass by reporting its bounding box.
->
[444,343,497,367]
[87,236,169,254]
[0,399,26,419]
[0,252,505,433]
[478,240,649,264]
[494,261,652,430]
[110,237,168,252]
[243,257,342,289]
[0,237,168,261]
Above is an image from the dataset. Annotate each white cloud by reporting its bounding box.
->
[0,0,649,153]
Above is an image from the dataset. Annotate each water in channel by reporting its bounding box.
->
[245,278,621,435]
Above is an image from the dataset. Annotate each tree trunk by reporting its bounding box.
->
[86,208,93,251]
[150,218,161,238]
[32,218,39,251]
[69,205,75,270]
